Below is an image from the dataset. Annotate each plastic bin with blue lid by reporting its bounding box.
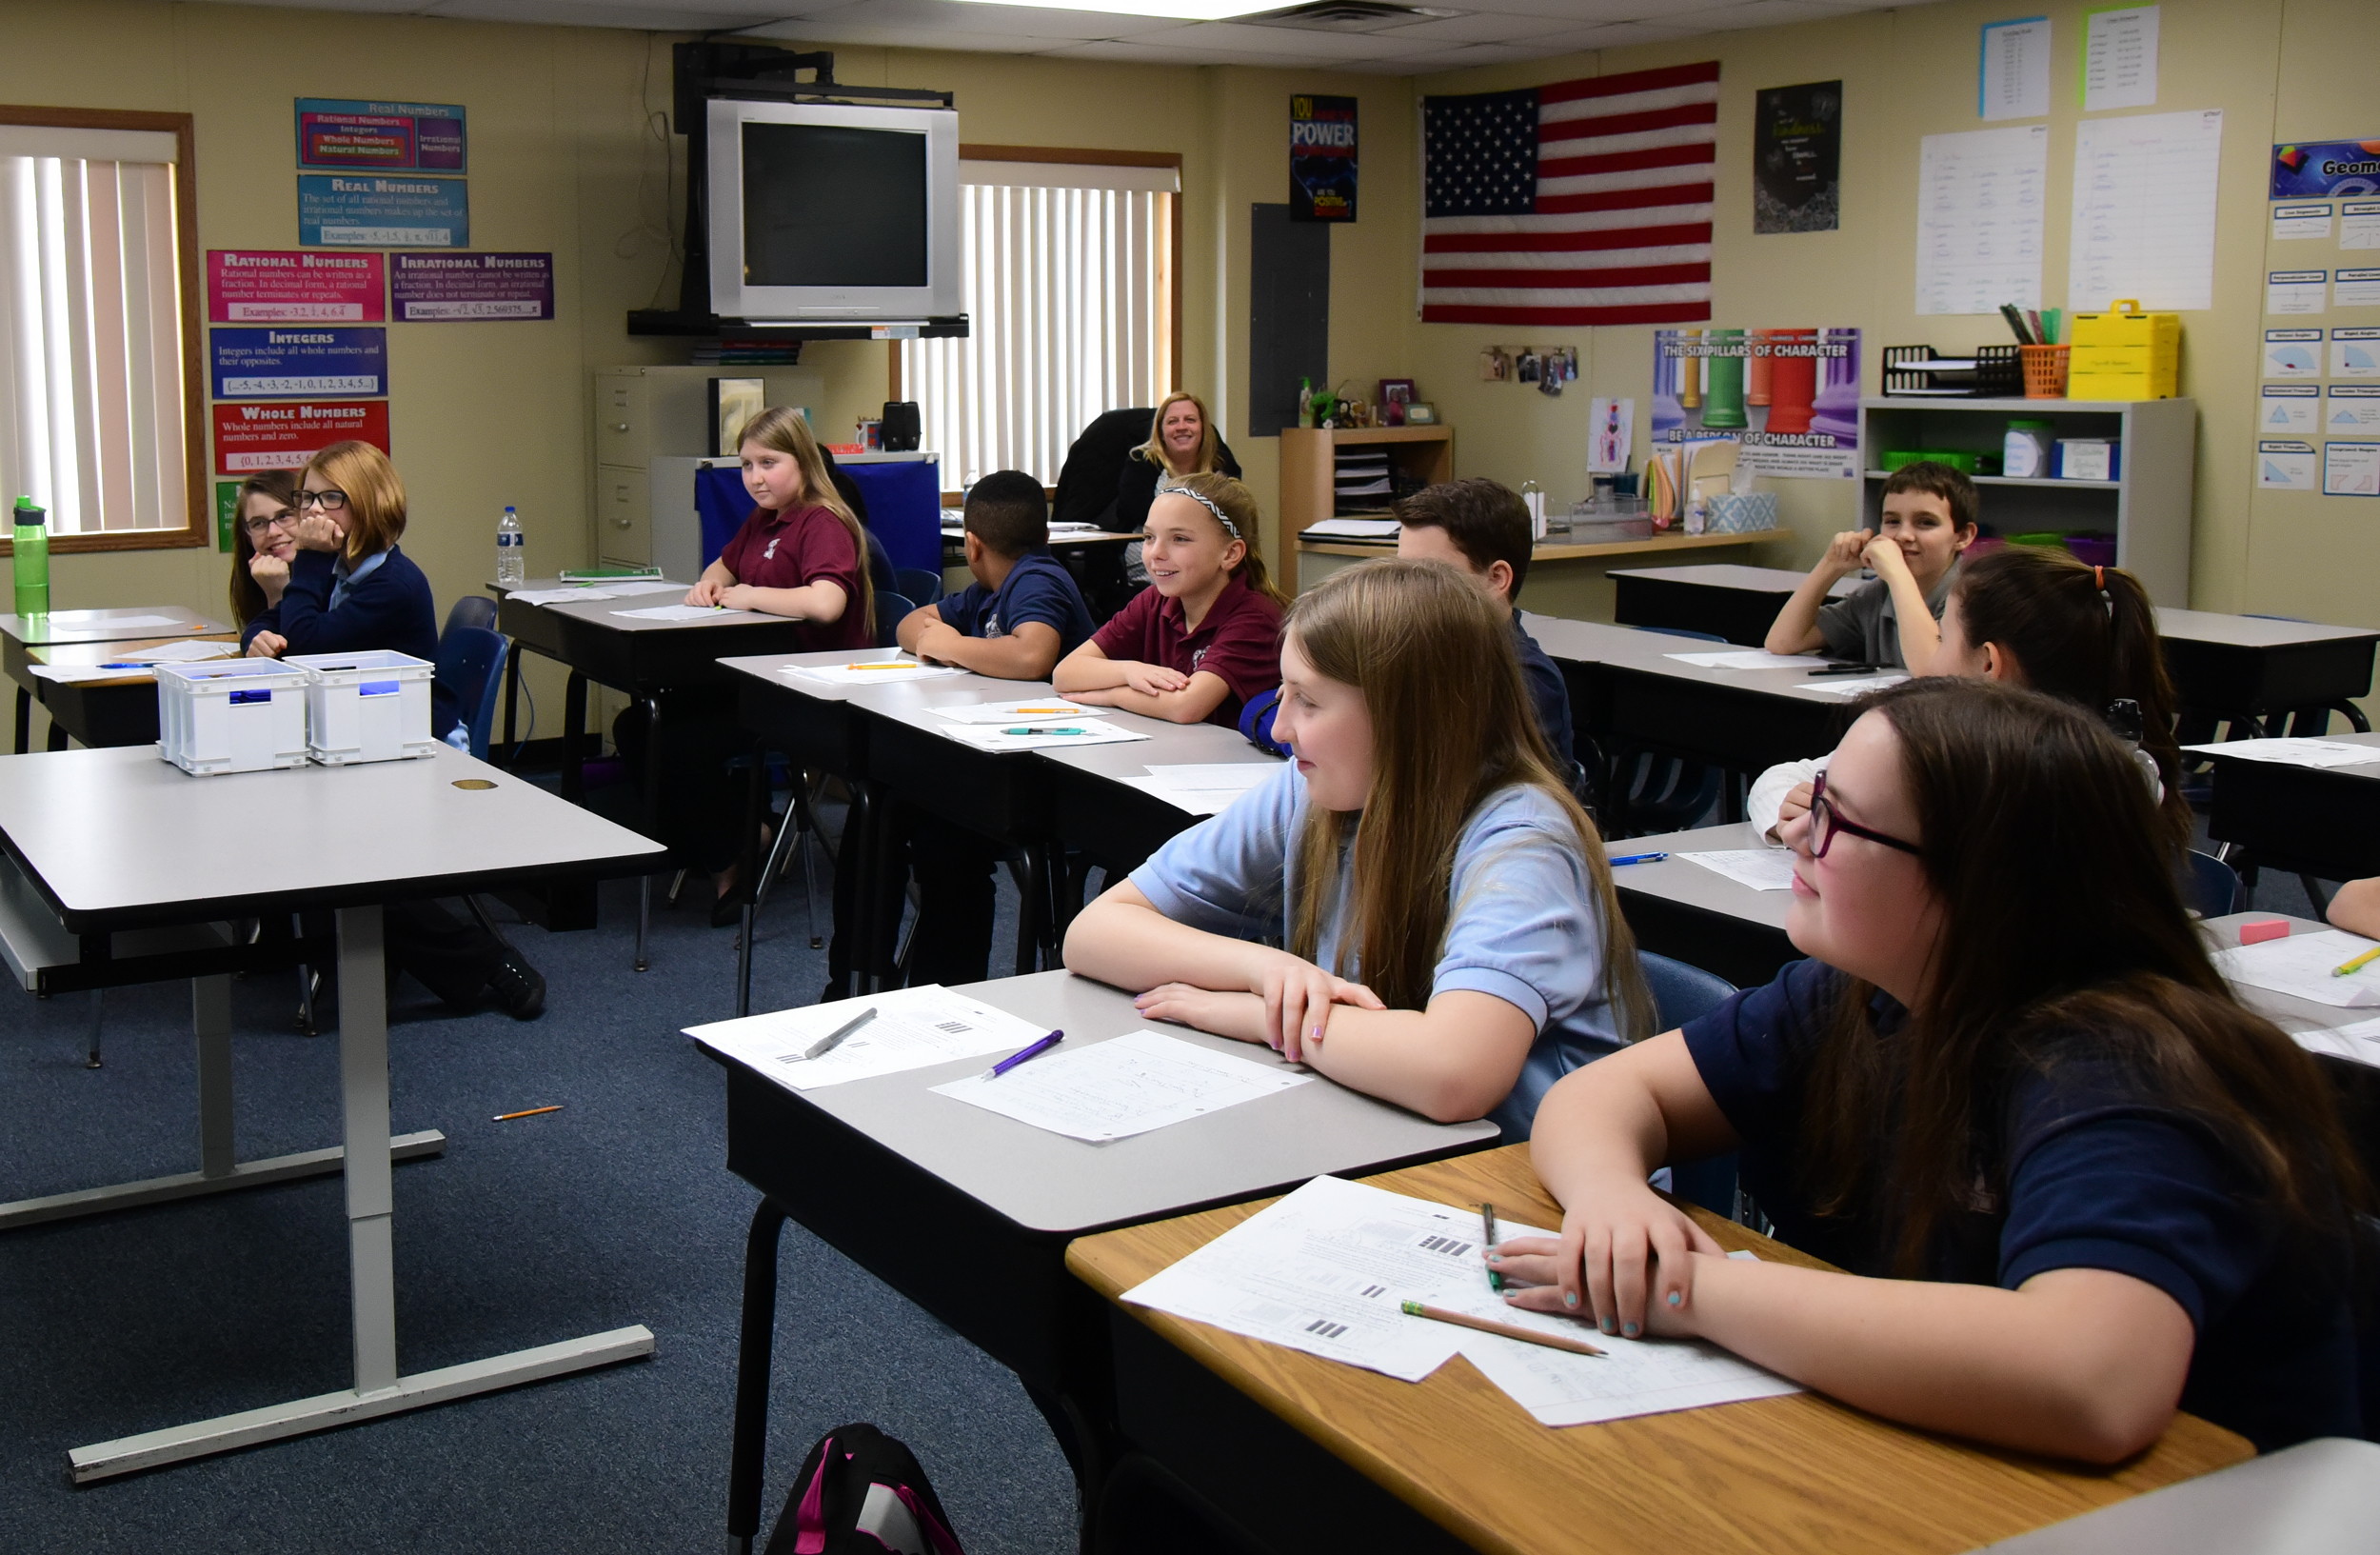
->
[154,660,311,776]
[286,649,438,766]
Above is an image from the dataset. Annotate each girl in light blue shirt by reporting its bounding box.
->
[1063,559,1650,1138]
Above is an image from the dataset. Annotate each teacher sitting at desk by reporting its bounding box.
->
[1116,390,1241,535]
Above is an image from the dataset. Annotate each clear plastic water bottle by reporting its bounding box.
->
[495,505,525,585]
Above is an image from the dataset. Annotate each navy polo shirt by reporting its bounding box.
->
[1511,616,1575,764]
[938,548,1095,654]
[1680,957,2363,1451]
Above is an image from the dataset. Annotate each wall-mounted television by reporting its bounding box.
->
[705,98,960,323]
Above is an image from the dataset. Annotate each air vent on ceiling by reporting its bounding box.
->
[1243,1,1463,33]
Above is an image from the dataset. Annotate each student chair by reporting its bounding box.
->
[431,623,527,949]
[443,594,498,637]
[1641,952,1747,1223]
[2180,847,2247,918]
[872,592,917,651]
[895,568,944,608]
[1607,628,1728,836]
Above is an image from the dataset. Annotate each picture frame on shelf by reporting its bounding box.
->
[1403,402,1438,425]
[1378,378,1415,404]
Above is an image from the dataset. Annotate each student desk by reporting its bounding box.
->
[23,634,241,750]
[2197,732,2380,883]
[2199,911,2380,1186]
[1611,563,1856,648]
[1066,1143,2249,1555]
[1038,718,1284,882]
[0,745,664,1481]
[1,606,223,753]
[1606,824,1796,990]
[1977,1436,2380,1554]
[2155,609,2378,736]
[704,969,1498,1555]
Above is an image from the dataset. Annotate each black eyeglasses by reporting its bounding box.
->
[296,488,348,511]
[1806,771,1923,859]
[241,511,293,537]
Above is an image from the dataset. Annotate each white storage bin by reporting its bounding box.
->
[154,662,311,776]
[287,649,438,767]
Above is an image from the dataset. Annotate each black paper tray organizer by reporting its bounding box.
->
[1883,344,2022,397]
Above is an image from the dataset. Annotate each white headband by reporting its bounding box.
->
[1172,487,1240,540]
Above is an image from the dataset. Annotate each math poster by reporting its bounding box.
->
[2271,138,2380,200]
[1290,95,1358,223]
[212,400,391,472]
[1754,81,1841,234]
[207,249,385,323]
[390,252,555,320]
[298,174,468,248]
[1653,328,1860,479]
[295,98,466,171]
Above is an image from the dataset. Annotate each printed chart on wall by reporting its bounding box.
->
[391,253,555,320]
[208,250,385,322]
[212,401,392,472]
[1289,95,1357,223]
[2260,137,2380,504]
[1915,124,2046,315]
[1653,329,1858,478]
[295,98,466,170]
[2070,109,2222,312]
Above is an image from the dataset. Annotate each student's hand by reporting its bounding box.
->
[718,584,768,612]
[248,552,289,604]
[1819,528,1875,578]
[1494,1179,1726,1339]
[912,621,964,664]
[685,577,724,608]
[1862,534,1914,583]
[1775,781,1815,829]
[1135,984,1268,1045]
[246,630,288,659]
[1121,663,1192,697]
[292,511,343,553]
[1253,952,1385,1062]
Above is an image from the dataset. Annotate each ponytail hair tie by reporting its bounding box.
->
[2093,565,2105,589]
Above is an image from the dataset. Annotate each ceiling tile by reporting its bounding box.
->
[1035,37,1338,66]
[1121,19,1453,59]
[788,0,1196,41]
[1357,11,1574,44]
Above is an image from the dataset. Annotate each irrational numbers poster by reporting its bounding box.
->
[1291,95,1358,222]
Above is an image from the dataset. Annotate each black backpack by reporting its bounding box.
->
[764,1423,966,1555]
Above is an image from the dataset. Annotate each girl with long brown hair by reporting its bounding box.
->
[227,468,301,631]
[1502,679,2367,1458]
[1064,559,1650,1137]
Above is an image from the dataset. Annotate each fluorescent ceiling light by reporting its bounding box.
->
[945,0,1278,19]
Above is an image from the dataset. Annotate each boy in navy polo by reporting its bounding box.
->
[828,472,1097,994]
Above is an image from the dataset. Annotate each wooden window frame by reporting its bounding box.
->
[0,104,207,556]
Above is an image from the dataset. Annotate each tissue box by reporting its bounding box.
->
[1704,491,1779,534]
[287,649,438,766]
[154,661,311,776]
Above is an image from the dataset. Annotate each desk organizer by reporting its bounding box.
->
[287,649,438,766]
[154,661,311,776]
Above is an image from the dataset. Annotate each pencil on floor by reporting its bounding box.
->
[493,1105,563,1122]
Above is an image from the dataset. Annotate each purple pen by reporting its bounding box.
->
[984,1029,1062,1079]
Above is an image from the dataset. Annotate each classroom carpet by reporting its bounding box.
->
[0,814,1080,1555]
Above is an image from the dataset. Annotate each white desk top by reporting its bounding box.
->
[0,606,221,647]
[0,745,663,931]
[2154,608,2380,648]
[1976,1436,2380,1553]
[1610,564,1854,596]
[1034,712,1283,798]
[716,970,1497,1233]
[1523,612,1882,703]
[2196,729,2380,778]
[1607,823,1795,933]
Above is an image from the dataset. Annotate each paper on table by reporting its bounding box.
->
[510,588,619,605]
[784,660,969,685]
[934,719,1149,752]
[107,639,239,664]
[1663,649,1828,671]
[604,578,688,596]
[1123,1175,1802,1424]
[930,1029,1310,1143]
[2069,109,2222,312]
[30,662,154,683]
[931,698,1097,724]
[45,612,181,629]
[1301,518,1402,540]
[684,984,1049,1091]
[2183,737,2380,770]
[614,604,749,622]
[1127,782,1254,817]
[1676,849,1798,891]
[2211,929,2380,1009]
[1795,674,1907,698]
[2297,1016,2380,1069]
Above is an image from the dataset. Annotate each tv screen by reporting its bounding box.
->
[743,123,928,289]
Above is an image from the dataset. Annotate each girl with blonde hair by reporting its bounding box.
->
[1065,559,1650,1136]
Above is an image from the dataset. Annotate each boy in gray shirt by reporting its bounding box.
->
[1765,461,1978,671]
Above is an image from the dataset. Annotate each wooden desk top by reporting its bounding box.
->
[1299,528,1795,563]
[1068,1145,2250,1555]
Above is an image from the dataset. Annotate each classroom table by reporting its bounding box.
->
[22,633,241,750]
[1606,823,1797,990]
[2198,731,2380,884]
[700,968,1500,1555]
[1611,563,1855,647]
[1066,1144,2250,1555]
[2199,910,2380,1186]
[1037,715,1283,883]
[494,579,819,967]
[1974,1435,2380,1553]
[0,606,223,753]
[0,745,664,1480]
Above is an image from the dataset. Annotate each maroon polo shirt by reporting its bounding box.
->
[718,503,873,651]
[1089,573,1284,727]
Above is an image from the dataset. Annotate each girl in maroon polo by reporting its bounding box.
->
[689,407,874,648]
[1057,472,1288,728]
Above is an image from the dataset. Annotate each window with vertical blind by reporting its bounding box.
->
[901,150,1180,494]
[0,111,202,549]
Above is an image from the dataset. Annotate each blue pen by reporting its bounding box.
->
[983,1029,1062,1079]
[1003,727,1087,736]
[1609,851,1669,866]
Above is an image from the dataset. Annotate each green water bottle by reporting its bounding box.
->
[11,497,49,618]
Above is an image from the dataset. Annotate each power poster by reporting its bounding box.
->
[296,99,466,171]
[1654,328,1861,479]
[2271,139,2380,200]
[1754,82,1841,234]
[1290,95,1358,223]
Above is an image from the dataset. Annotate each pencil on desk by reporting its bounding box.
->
[1399,1300,1604,1357]
[2333,945,2380,978]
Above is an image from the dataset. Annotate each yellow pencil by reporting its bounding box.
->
[2332,945,2380,978]
[493,1105,564,1122]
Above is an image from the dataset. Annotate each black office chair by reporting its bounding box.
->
[1051,407,1155,530]
[1606,628,1728,836]
[1641,952,1745,1221]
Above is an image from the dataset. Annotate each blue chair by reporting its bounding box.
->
[1641,952,1743,1220]
[2181,847,2246,918]
[444,594,497,636]
[873,592,917,651]
[432,624,509,761]
[896,567,945,607]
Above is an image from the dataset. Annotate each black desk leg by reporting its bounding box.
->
[727,1198,792,1555]
[847,781,883,994]
[500,638,522,763]
[12,686,27,755]
[1018,843,1051,977]
[637,691,664,974]
[46,713,68,751]
[561,671,588,803]
[737,753,764,1017]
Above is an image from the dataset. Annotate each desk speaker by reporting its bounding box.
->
[881,401,921,452]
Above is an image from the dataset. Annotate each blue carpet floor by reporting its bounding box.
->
[0,797,1077,1554]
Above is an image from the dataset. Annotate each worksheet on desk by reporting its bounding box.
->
[783,659,969,685]
[1795,674,1907,699]
[930,1029,1308,1142]
[614,604,762,622]
[1662,649,1827,671]
[684,985,1049,1090]
[2211,929,2380,1008]
[2296,1016,2380,1069]
[1125,1175,1802,1424]
[934,719,1149,751]
[1676,849,1798,891]
[1128,762,1284,816]
[2181,737,2380,770]
[930,698,1094,723]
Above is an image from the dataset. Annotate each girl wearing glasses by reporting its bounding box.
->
[228,470,301,639]
[1499,680,2366,1457]
[1064,560,1651,1138]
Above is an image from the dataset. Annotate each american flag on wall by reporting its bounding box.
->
[1420,61,1718,326]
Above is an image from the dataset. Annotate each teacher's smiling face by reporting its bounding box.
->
[1160,399,1204,467]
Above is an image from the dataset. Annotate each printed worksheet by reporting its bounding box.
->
[2295,1017,2380,1070]
[1131,762,1283,816]
[2069,109,2222,311]
[931,1029,1309,1143]
[1676,849,1798,891]
[1663,649,1829,671]
[2211,930,2380,1009]
[1914,126,2048,315]
[931,699,1097,724]
[1795,674,1908,699]
[783,660,969,685]
[29,663,154,684]
[614,604,755,622]
[933,719,1149,752]
[684,985,1049,1091]
[2180,737,2380,770]
[603,579,687,596]
[512,588,618,605]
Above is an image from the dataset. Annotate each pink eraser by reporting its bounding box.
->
[2239,920,2291,945]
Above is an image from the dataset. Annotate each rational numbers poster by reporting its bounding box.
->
[1653,328,1860,479]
